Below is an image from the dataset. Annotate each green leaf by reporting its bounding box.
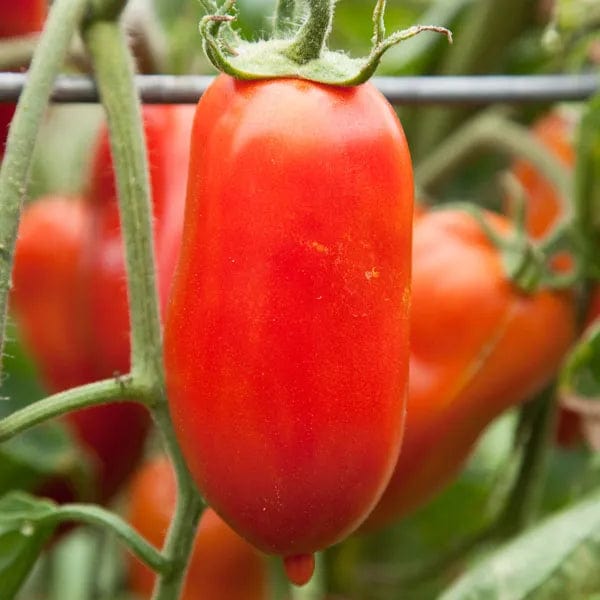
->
[0,492,59,599]
[439,488,600,600]
[560,321,600,399]
[0,331,95,499]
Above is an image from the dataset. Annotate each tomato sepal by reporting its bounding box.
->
[199,0,451,86]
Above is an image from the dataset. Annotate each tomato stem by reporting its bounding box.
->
[274,0,297,37]
[574,91,600,284]
[416,109,572,203]
[0,377,146,443]
[50,503,170,574]
[283,0,334,64]
[0,0,89,385]
[413,0,535,159]
[82,15,205,600]
[197,1,450,85]
[493,388,556,538]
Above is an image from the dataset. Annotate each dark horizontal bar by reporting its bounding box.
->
[0,73,598,105]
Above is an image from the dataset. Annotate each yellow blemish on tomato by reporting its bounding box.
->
[365,267,380,280]
[308,240,330,254]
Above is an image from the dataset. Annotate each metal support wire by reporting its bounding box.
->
[0,72,598,105]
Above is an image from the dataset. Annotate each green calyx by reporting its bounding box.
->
[198,0,452,86]
[442,202,579,295]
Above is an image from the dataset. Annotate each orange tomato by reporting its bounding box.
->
[365,208,576,528]
[128,456,268,600]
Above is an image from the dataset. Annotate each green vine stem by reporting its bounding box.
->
[413,0,535,159]
[0,377,146,442]
[415,109,572,206]
[492,388,556,538]
[50,504,169,573]
[574,92,600,283]
[82,14,204,600]
[283,0,334,63]
[0,0,90,381]
[274,0,298,37]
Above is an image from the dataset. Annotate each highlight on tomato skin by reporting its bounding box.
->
[164,73,413,558]
[127,456,268,600]
[363,208,576,530]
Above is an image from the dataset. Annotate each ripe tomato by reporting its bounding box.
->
[364,208,576,529]
[164,74,413,557]
[11,105,195,502]
[127,456,268,600]
[0,0,46,37]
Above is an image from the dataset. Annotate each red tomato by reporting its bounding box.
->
[164,74,413,557]
[0,0,46,38]
[127,456,268,600]
[11,105,196,502]
[364,209,576,528]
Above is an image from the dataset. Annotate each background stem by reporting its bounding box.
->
[415,110,572,205]
[412,0,535,160]
[493,389,556,538]
[0,0,89,381]
[0,377,145,442]
[82,16,204,600]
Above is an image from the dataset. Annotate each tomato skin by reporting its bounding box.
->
[0,0,46,37]
[11,105,195,502]
[364,209,576,529]
[82,105,195,374]
[127,457,268,600]
[0,0,47,155]
[165,74,413,555]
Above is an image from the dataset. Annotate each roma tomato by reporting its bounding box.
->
[127,457,268,600]
[11,105,195,502]
[364,209,576,529]
[165,74,413,557]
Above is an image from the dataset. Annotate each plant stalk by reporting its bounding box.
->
[0,377,145,442]
[82,16,204,600]
[284,0,334,64]
[53,504,169,573]
[415,110,572,208]
[493,388,556,538]
[0,0,90,381]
